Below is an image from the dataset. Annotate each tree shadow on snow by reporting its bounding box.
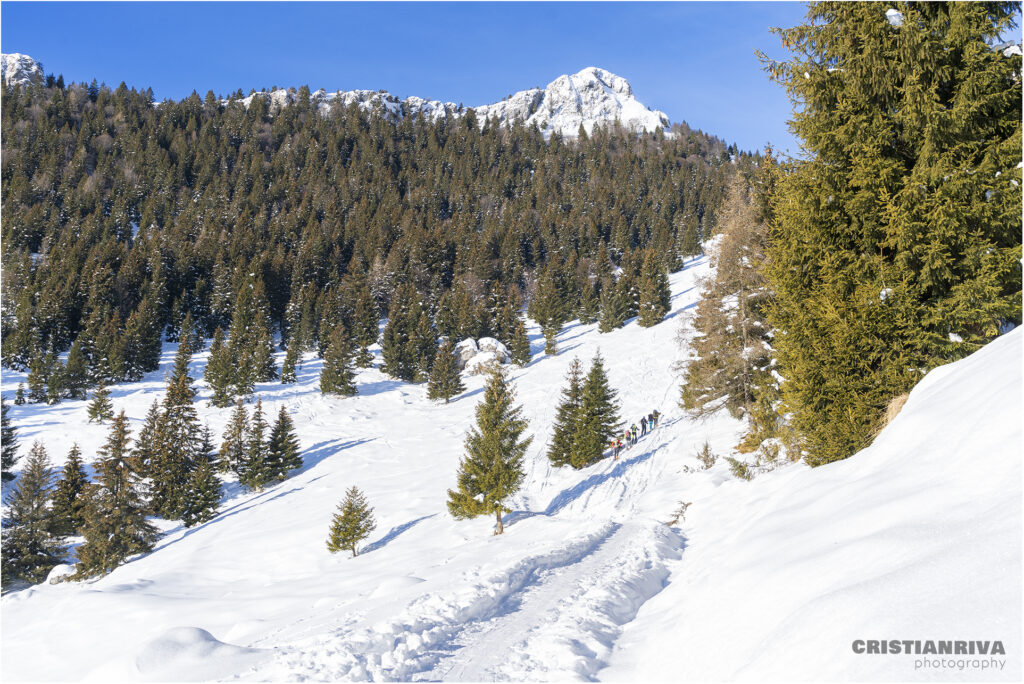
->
[503,448,658,528]
[362,514,437,554]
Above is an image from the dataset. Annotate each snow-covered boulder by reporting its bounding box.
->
[476,337,510,363]
[454,339,480,370]
[46,563,76,584]
[454,337,512,374]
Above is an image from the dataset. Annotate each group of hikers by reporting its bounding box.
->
[610,409,660,459]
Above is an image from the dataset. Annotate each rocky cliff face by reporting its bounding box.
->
[1,53,44,86]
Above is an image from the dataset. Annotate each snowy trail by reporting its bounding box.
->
[422,522,682,682]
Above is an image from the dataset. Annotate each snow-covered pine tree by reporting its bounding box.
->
[569,351,621,468]
[531,264,567,354]
[87,382,114,423]
[48,444,89,537]
[381,282,423,382]
[14,383,26,405]
[427,338,465,403]
[240,398,271,490]
[636,250,672,327]
[180,459,220,528]
[547,357,583,467]
[76,412,159,578]
[61,340,91,400]
[219,399,249,474]
[320,324,358,396]
[280,342,299,383]
[267,406,302,480]
[150,372,202,519]
[326,486,377,557]
[1,442,65,588]
[204,327,235,408]
[447,366,532,534]
[598,280,629,332]
[1,399,19,481]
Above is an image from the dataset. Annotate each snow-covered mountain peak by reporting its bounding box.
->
[234,66,669,138]
[1,53,43,87]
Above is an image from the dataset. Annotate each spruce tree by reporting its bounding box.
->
[180,459,220,528]
[150,372,202,519]
[547,358,583,468]
[1,442,65,588]
[204,327,235,407]
[758,3,1021,465]
[62,340,91,400]
[15,383,26,405]
[447,366,532,534]
[598,280,629,332]
[427,338,465,403]
[636,250,672,327]
[219,399,249,474]
[280,342,299,383]
[267,406,302,480]
[26,351,49,403]
[240,398,271,490]
[326,486,377,557]
[76,412,159,578]
[131,400,161,479]
[569,352,621,468]
[87,382,114,423]
[320,324,357,396]
[1,399,19,482]
[381,282,422,382]
[48,444,89,537]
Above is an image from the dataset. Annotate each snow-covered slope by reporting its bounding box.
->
[237,66,670,137]
[0,53,43,87]
[1,258,1020,681]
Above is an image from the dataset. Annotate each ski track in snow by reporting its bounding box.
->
[248,428,683,682]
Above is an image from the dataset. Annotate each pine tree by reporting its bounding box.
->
[346,273,379,368]
[204,327,235,407]
[636,250,672,327]
[280,342,299,383]
[76,412,159,578]
[447,366,532,534]
[150,372,202,519]
[26,351,49,403]
[681,175,776,434]
[598,280,629,332]
[48,444,89,537]
[62,340,91,399]
[427,338,465,403]
[577,277,601,324]
[87,382,114,423]
[381,282,422,382]
[180,459,220,528]
[14,384,26,405]
[240,398,271,490]
[267,406,302,480]
[131,400,161,479]
[1,442,65,588]
[547,358,583,467]
[758,3,1021,465]
[326,486,377,557]
[412,311,438,382]
[532,266,566,355]
[2,399,19,482]
[219,399,249,474]
[568,352,621,468]
[320,324,357,396]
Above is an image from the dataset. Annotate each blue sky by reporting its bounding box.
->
[1,2,809,153]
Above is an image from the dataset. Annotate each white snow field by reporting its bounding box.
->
[1,256,1021,682]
